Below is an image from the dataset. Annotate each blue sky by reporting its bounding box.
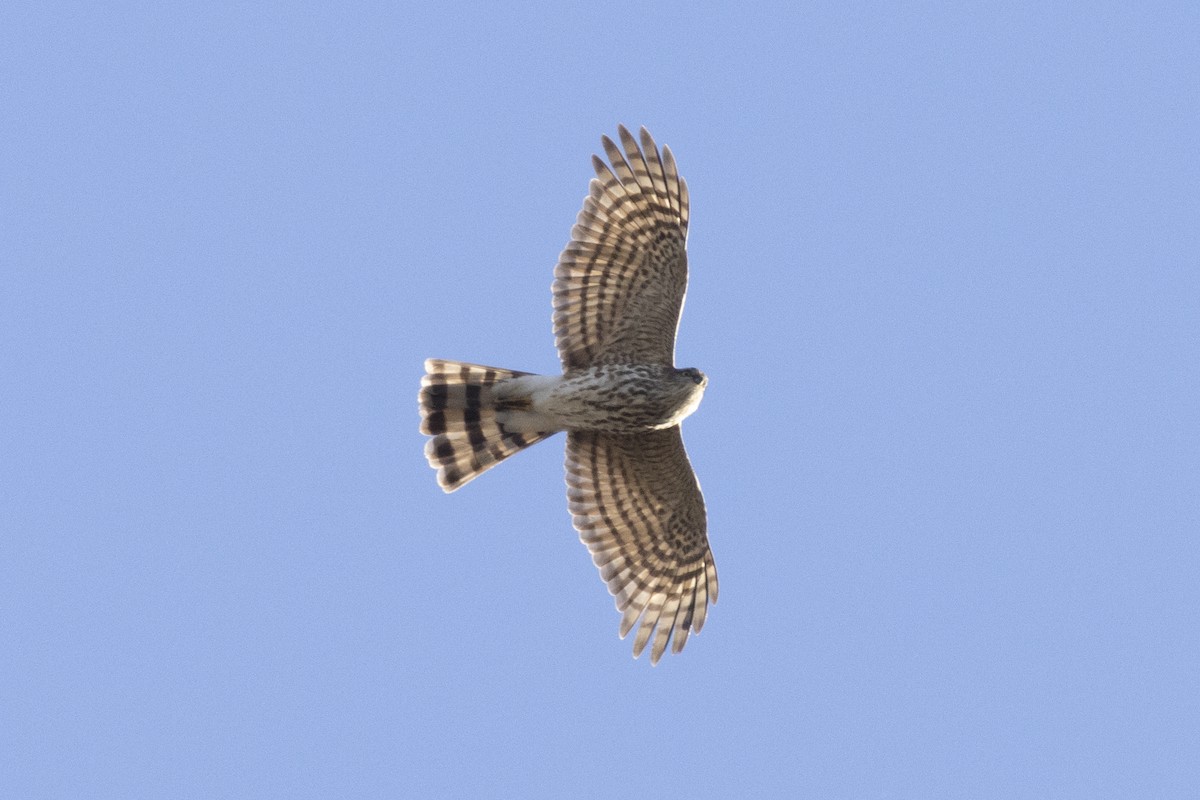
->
[4,2,1198,798]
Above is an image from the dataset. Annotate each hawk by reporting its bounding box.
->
[419,126,717,664]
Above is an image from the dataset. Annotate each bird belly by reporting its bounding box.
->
[538,365,702,434]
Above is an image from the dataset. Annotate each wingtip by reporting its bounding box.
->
[639,126,657,151]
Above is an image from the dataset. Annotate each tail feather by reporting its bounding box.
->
[419,359,554,492]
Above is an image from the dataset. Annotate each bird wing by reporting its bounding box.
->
[565,427,717,664]
[553,126,690,370]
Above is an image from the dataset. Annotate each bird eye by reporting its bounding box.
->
[691,371,703,385]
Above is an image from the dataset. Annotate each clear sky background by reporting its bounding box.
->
[4,2,1198,798]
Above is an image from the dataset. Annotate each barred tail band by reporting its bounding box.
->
[419,359,554,491]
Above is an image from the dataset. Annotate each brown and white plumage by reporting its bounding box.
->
[553,126,690,368]
[419,360,554,492]
[419,126,716,664]
[566,428,717,664]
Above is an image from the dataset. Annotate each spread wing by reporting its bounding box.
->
[565,427,717,664]
[553,126,690,370]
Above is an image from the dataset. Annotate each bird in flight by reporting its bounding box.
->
[419,126,716,664]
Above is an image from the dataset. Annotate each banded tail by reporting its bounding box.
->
[419,359,555,492]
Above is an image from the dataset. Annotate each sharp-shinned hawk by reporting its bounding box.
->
[419,126,716,664]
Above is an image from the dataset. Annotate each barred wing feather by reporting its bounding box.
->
[553,125,690,370]
[565,427,717,664]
